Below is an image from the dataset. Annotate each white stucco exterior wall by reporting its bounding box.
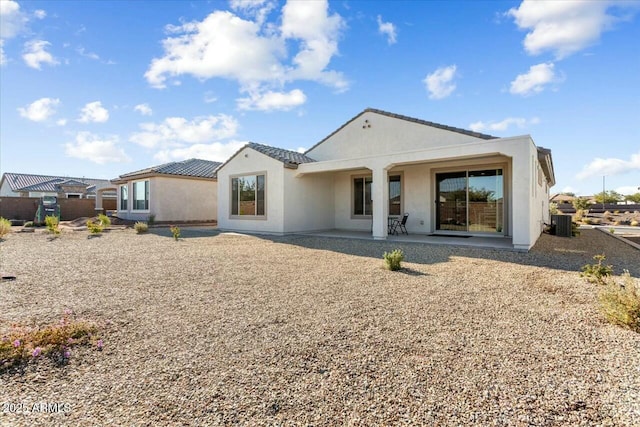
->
[306,110,485,161]
[283,171,334,233]
[217,147,285,234]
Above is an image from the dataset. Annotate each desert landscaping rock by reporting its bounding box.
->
[0,228,638,426]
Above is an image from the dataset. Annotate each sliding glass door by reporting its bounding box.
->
[436,169,503,233]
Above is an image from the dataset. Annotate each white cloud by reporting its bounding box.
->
[56,118,67,126]
[78,101,109,123]
[507,0,637,59]
[153,140,247,163]
[423,65,457,100]
[134,103,153,116]
[204,91,218,104]
[237,88,306,111]
[377,15,397,45]
[17,97,60,122]
[281,0,347,90]
[0,0,27,39]
[229,0,276,26]
[64,132,131,164]
[22,39,58,69]
[77,47,100,60]
[0,40,6,66]
[145,0,347,95]
[509,62,558,96]
[145,11,285,89]
[576,152,640,180]
[130,114,239,149]
[469,117,540,133]
[616,186,640,196]
[34,9,46,20]
[296,147,306,153]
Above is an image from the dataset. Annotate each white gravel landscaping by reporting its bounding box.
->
[1,227,639,426]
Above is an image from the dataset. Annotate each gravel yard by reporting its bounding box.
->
[1,228,639,426]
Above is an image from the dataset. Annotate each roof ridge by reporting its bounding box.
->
[305,108,497,155]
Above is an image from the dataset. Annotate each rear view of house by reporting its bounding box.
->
[112,158,221,224]
[216,108,555,250]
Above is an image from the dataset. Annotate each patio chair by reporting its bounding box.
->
[389,213,409,235]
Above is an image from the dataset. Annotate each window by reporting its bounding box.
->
[132,180,149,211]
[353,176,372,216]
[120,185,128,210]
[231,175,265,216]
[389,175,401,216]
[66,193,82,199]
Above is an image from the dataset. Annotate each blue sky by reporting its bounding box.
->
[1,0,638,196]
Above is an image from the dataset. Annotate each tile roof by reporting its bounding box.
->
[305,107,497,154]
[117,158,222,179]
[247,143,316,168]
[1,173,113,194]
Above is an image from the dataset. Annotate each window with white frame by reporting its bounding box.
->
[132,180,149,211]
[231,174,265,216]
[353,176,372,216]
[120,185,128,210]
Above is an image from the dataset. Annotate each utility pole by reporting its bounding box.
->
[602,175,605,211]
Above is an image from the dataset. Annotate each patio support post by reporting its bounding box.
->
[371,165,389,240]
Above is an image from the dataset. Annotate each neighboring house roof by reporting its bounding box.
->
[1,173,114,195]
[114,158,222,181]
[550,193,575,203]
[304,107,498,155]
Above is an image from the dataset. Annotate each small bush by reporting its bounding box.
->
[580,254,613,285]
[45,215,60,235]
[134,222,148,234]
[598,271,640,333]
[383,249,404,271]
[549,202,558,215]
[582,217,592,225]
[97,214,111,227]
[147,214,156,226]
[0,309,102,370]
[609,228,615,234]
[573,209,585,222]
[170,225,181,241]
[571,222,580,237]
[631,220,639,227]
[86,219,104,234]
[0,217,11,239]
[614,210,620,215]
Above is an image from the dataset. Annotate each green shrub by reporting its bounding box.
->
[572,198,590,211]
[383,249,404,271]
[549,202,558,215]
[609,228,615,234]
[571,222,580,237]
[170,225,181,241]
[580,254,613,285]
[598,271,640,333]
[0,309,102,370]
[97,214,111,227]
[147,214,155,226]
[0,217,11,239]
[134,222,148,234]
[86,219,104,234]
[45,215,60,235]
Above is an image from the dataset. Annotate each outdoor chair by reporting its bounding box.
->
[389,213,409,235]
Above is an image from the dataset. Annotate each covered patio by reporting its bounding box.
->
[295,229,516,251]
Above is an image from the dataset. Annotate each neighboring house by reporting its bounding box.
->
[550,193,576,204]
[0,173,116,199]
[111,158,221,223]
[217,108,555,251]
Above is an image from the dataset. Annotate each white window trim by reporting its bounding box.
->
[119,184,129,212]
[351,174,373,219]
[229,172,267,220]
[131,179,150,213]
